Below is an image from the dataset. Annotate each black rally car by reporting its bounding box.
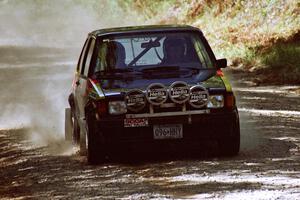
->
[65,25,240,164]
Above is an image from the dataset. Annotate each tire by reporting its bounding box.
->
[86,113,106,164]
[65,108,73,141]
[218,119,240,156]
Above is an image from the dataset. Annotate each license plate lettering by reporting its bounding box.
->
[153,124,183,139]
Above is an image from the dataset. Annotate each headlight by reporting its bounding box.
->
[207,95,224,108]
[108,101,127,115]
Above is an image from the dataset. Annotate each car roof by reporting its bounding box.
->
[89,24,203,37]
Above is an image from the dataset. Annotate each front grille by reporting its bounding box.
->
[126,101,207,115]
[153,105,183,113]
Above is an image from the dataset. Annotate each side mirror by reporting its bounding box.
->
[216,58,227,69]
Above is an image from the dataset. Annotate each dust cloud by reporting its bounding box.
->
[0,0,143,47]
[0,0,144,152]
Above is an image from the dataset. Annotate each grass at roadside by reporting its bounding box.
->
[253,40,300,84]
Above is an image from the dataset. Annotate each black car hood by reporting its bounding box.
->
[100,69,225,95]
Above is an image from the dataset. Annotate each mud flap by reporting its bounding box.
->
[79,127,87,156]
[65,108,73,141]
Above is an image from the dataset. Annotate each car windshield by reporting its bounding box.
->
[94,32,214,74]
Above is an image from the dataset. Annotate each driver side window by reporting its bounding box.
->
[78,38,91,74]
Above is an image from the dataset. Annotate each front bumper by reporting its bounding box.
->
[95,109,239,145]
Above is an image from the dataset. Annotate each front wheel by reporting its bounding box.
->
[86,113,106,164]
[218,120,240,156]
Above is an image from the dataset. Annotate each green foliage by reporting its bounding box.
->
[234,39,300,84]
[261,43,300,70]
[258,42,300,83]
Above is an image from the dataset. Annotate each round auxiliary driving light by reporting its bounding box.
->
[189,85,209,108]
[125,89,146,112]
[169,81,190,104]
[146,83,168,106]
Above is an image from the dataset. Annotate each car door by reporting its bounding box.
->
[74,37,96,126]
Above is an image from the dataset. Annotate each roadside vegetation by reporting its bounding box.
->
[121,0,300,84]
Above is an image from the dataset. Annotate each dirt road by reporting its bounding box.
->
[0,47,299,199]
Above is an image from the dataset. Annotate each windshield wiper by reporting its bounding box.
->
[96,68,134,74]
[94,68,141,80]
[140,66,180,73]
